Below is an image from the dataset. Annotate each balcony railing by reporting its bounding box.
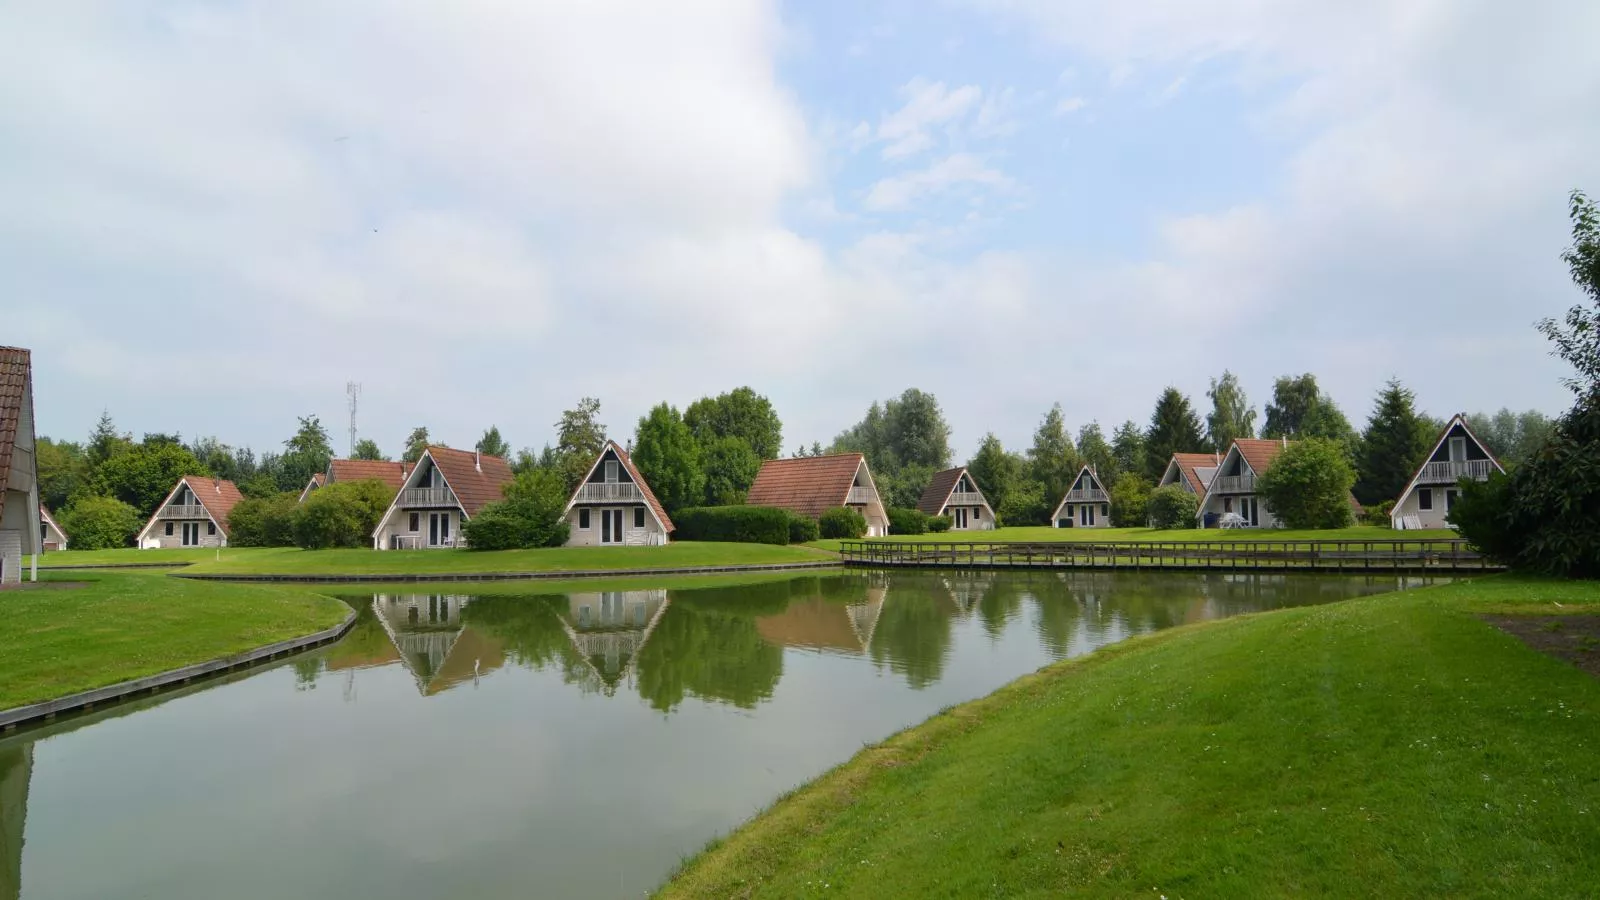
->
[399,487,459,508]
[1417,459,1495,483]
[948,491,986,507]
[572,482,645,504]
[1212,474,1255,494]
[158,504,209,519]
[847,486,876,505]
[1062,488,1108,502]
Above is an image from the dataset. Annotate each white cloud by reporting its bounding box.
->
[862,154,1016,212]
[876,78,984,159]
[1054,96,1088,115]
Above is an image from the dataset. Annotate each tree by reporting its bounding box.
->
[1111,420,1147,481]
[462,468,570,550]
[475,426,511,460]
[1146,485,1199,530]
[1109,474,1153,527]
[290,480,393,549]
[228,494,299,547]
[632,404,705,513]
[1144,388,1206,481]
[555,397,608,490]
[997,477,1047,528]
[1205,370,1256,452]
[1262,374,1356,445]
[1076,422,1116,486]
[58,496,142,550]
[1255,438,1356,529]
[1354,379,1433,505]
[701,435,762,506]
[36,437,88,511]
[86,411,131,468]
[1539,190,1600,396]
[684,387,784,460]
[92,441,210,516]
[1025,403,1080,521]
[278,416,334,492]
[967,433,1019,517]
[351,438,387,461]
[1466,409,1555,467]
[402,427,432,464]
[832,389,952,509]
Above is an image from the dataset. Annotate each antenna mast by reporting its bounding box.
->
[346,381,362,457]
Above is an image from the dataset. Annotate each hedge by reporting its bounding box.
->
[819,506,867,539]
[887,507,929,535]
[674,506,796,545]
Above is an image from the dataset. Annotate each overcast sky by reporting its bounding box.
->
[6,1,1598,460]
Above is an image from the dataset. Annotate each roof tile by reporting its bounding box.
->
[0,346,32,529]
[427,446,514,517]
[747,454,865,520]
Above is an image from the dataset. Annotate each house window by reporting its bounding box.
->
[604,460,619,483]
[1101,504,1109,518]
[634,507,645,529]
[207,522,216,535]
[165,522,173,536]
[1418,489,1433,511]
[579,509,591,529]
[409,512,420,532]
[1223,498,1233,513]
[1446,489,1459,511]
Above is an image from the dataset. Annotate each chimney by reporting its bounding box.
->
[475,448,482,473]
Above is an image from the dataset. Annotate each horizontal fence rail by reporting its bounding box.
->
[837,539,1500,574]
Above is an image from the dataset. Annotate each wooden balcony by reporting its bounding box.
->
[1063,488,1108,502]
[948,491,986,507]
[399,487,459,508]
[847,486,876,505]
[1211,474,1255,494]
[157,504,210,519]
[572,482,645,504]
[1417,459,1495,483]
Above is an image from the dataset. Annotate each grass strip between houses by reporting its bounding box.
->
[0,572,350,710]
[808,524,1458,552]
[657,576,1600,899]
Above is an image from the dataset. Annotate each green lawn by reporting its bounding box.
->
[659,576,1600,898]
[38,547,297,568]
[809,524,1458,552]
[180,541,836,576]
[0,572,350,710]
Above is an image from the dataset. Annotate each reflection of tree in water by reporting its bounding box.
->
[460,594,573,670]
[1,743,30,900]
[868,579,953,690]
[634,599,783,712]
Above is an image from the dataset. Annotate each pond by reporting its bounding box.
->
[1,570,1441,899]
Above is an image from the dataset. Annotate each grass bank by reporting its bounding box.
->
[329,568,835,599]
[660,576,1600,898]
[0,572,349,710]
[38,547,295,568]
[809,525,1457,552]
[178,541,835,576]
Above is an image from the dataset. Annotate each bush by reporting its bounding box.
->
[228,493,299,547]
[787,514,820,544]
[1146,485,1199,530]
[1362,499,1395,527]
[1447,472,1519,562]
[674,506,794,545]
[463,467,570,550]
[291,479,394,549]
[59,495,142,550]
[818,506,867,539]
[1109,474,1153,527]
[927,515,952,533]
[1256,437,1356,529]
[887,507,928,535]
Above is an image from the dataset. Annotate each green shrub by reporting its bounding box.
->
[1146,485,1199,530]
[291,479,394,549]
[228,493,299,547]
[463,467,570,550]
[887,507,928,535]
[59,495,142,550]
[927,515,952,533]
[1109,474,1152,527]
[1363,498,1396,527]
[1447,472,1519,563]
[787,514,820,544]
[674,506,794,545]
[818,506,867,539]
[1256,437,1356,529]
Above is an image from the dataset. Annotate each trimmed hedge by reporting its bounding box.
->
[887,507,929,535]
[674,506,796,545]
[927,515,952,533]
[788,515,821,544]
[819,506,867,539]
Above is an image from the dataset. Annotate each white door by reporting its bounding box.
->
[953,508,968,529]
[601,508,624,544]
[429,512,451,547]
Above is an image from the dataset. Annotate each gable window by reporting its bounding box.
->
[1418,489,1433,511]
[165,522,174,536]
[579,509,591,529]
[604,460,619,483]
[409,512,420,532]
[634,507,645,529]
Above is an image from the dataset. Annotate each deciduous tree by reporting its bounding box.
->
[1256,438,1356,529]
[475,426,511,460]
[700,435,762,506]
[92,440,209,516]
[684,387,784,461]
[1076,422,1117,486]
[1110,420,1147,481]
[632,404,705,513]
[1205,370,1256,452]
[555,398,608,489]
[967,433,1018,517]
[402,427,432,464]
[58,495,142,550]
[351,438,387,461]
[1026,403,1080,519]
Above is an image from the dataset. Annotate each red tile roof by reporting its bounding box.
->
[569,441,674,532]
[1232,438,1290,476]
[328,458,411,491]
[182,476,245,536]
[1170,452,1221,494]
[747,454,866,520]
[917,467,970,516]
[0,346,31,530]
[426,446,514,517]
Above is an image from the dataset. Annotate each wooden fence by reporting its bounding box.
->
[837,539,1499,574]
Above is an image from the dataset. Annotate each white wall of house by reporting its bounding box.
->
[1197,491,1282,529]
[0,529,19,584]
[565,505,668,547]
[1053,502,1112,528]
[939,503,995,530]
[141,518,226,549]
[374,507,465,550]
[1391,485,1460,530]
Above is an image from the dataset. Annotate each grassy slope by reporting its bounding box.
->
[38,547,296,568]
[660,577,1600,899]
[0,572,349,709]
[180,541,836,575]
[809,525,1458,552]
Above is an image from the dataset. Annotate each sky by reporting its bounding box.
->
[4,0,1599,461]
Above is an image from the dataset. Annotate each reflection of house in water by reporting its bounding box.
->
[556,590,670,692]
[939,573,992,615]
[1,744,29,900]
[372,594,506,695]
[755,584,886,654]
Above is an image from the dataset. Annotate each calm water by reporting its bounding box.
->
[1,570,1441,899]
